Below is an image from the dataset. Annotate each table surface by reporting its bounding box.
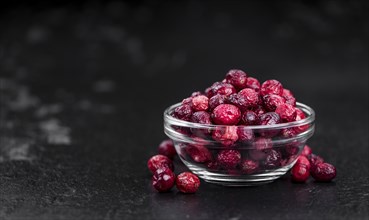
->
[0,1,368,219]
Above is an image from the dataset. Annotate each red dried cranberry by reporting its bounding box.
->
[258,112,281,126]
[238,88,260,108]
[237,127,254,142]
[295,108,309,132]
[262,94,285,112]
[211,104,241,125]
[308,154,324,171]
[263,149,282,169]
[182,97,192,105]
[282,89,296,106]
[191,111,212,124]
[212,126,238,146]
[249,149,268,161]
[225,69,248,90]
[284,144,299,156]
[217,149,241,169]
[241,159,259,174]
[281,128,298,138]
[275,103,297,122]
[152,168,176,192]
[241,110,259,125]
[246,77,261,92]
[208,94,227,111]
[205,160,220,171]
[173,104,193,121]
[251,105,266,116]
[296,155,311,170]
[176,172,200,193]
[185,143,212,163]
[158,139,176,159]
[253,137,273,150]
[291,163,310,183]
[301,145,312,157]
[311,162,336,182]
[260,79,284,96]
[191,95,209,111]
[191,91,202,97]
[207,82,236,98]
[147,155,174,174]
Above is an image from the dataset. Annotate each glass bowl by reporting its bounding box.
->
[164,102,315,186]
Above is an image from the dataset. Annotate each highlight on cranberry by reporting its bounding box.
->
[152,168,176,192]
[176,172,201,193]
[147,154,174,174]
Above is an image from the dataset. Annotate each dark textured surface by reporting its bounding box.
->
[0,1,368,219]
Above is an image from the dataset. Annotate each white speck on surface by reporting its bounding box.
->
[0,138,34,162]
[39,119,71,145]
[35,104,63,118]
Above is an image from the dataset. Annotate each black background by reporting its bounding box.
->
[0,1,368,219]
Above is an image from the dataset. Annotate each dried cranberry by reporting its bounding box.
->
[212,126,238,146]
[275,103,297,122]
[207,82,236,98]
[311,162,336,182]
[205,160,220,171]
[259,112,281,126]
[241,159,259,174]
[260,79,284,96]
[263,149,282,169]
[191,111,212,124]
[173,104,193,121]
[246,77,261,92]
[185,144,212,163]
[295,108,309,132]
[208,94,227,111]
[253,137,273,150]
[238,88,260,108]
[182,97,192,105]
[291,163,310,183]
[248,149,268,161]
[295,155,311,170]
[301,145,312,157]
[241,110,259,125]
[211,104,241,125]
[217,149,241,169]
[152,168,176,192]
[147,155,174,174]
[284,144,299,156]
[225,69,248,90]
[251,105,266,116]
[191,91,202,97]
[262,94,285,112]
[191,95,209,111]
[282,89,296,106]
[158,139,176,159]
[308,154,324,171]
[281,128,298,138]
[237,127,254,142]
[176,172,201,193]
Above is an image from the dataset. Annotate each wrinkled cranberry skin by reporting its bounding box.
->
[208,94,227,111]
[147,155,174,174]
[176,172,201,193]
[173,104,193,121]
[259,112,281,126]
[241,159,259,174]
[152,168,176,192]
[217,150,241,169]
[251,105,266,116]
[185,144,212,163]
[241,111,259,125]
[308,154,324,171]
[207,82,237,98]
[262,94,286,112]
[238,88,260,108]
[253,137,273,150]
[212,104,241,125]
[301,145,312,157]
[291,163,310,183]
[225,69,248,90]
[237,127,254,142]
[182,97,192,105]
[282,89,296,106]
[260,79,284,96]
[158,139,176,159]
[295,108,309,132]
[263,149,282,169]
[212,126,238,146]
[191,111,212,124]
[246,77,261,91]
[275,103,297,122]
[296,155,311,170]
[281,128,298,138]
[311,163,336,182]
[205,160,220,171]
[191,95,209,111]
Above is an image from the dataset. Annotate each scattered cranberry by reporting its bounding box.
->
[185,144,212,163]
[260,79,284,96]
[308,154,324,171]
[301,145,312,157]
[211,104,241,125]
[208,94,227,111]
[311,163,336,182]
[173,104,193,121]
[291,163,310,183]
[176,172,201,193]
[275,103,296,122]
[217,149,241,169]
[191,95,209,111]
[241,159,259,174]
[263,149,282,169]
[282,89,296,106]
[241,110,259,125]
[237,127,254,142]
[295,155,311,170]
[262,94,285,112]
[158,139,176,159]
[212,126,238,146]
[191,111,212,124]
[225,69,248,90]
[152,168,176,192]
[246,77,260,91]
[147,155,174,174]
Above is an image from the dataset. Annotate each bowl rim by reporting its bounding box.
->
[164,102,315,130]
